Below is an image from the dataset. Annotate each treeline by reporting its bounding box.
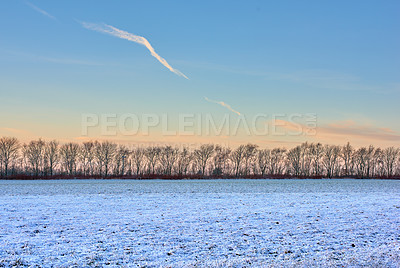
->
[0,136,399,179]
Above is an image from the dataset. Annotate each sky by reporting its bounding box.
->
[0,0,399,148]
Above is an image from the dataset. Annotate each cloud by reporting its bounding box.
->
[38,57,102,66]
[80,22,188,79]
[0,128,36,142]
[274,119,400,144]
[4,50,103,66]
[177,60,400,94]
[204,97,241,115]
[25,1,56,20]
[317,120,400,142]
[0,128,30,135]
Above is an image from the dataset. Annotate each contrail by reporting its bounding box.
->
[80,22,188,79]
[204,97,241,115]
[25,1,56,20]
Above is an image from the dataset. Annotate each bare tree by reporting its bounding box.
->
[159,146,179,175]
[176,147,191,176]
[23,139,45,177]
[190,154,201,175]
[257,149,270,176]
[310,143,323,176]
[44,140,59,176]
[231,145,246,177]
[323,145,340,178]
[193,144,214,175]
[212,145,231,176]
[364,145,375,178]
[114,145,130,176]
[299,142,313,176]
[287,146,302,176]
[131,147,144,176]
[0,137,20,177]
[94,141,105,176]
[2,136,399,179]
[382,147,399,177]
[341,142,354,176]
[373,148,384,177]
[242,144,258,176]
[270,148,286,175]
[372,146,381,177]
[80,141,95,176]
[95,141,118,177]
[60,143,79,175]
[145,146,160,174]
[354,147,368,178]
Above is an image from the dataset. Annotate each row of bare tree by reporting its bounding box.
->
[0,136,399,178]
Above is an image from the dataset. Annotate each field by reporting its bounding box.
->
[1,179,399,267]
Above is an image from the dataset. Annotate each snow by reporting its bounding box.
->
[0,179,399,267]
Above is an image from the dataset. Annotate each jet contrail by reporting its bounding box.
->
[204,97,241,115]
[25,1,56,20]
[80,22,188,79]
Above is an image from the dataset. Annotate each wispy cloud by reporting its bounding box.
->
[4,50,103,66]
[38,57,102,66]
[274,119,400,144]
[177,60,400,94]
[80,22,188,79]
[204,97,241,115]
[25,1,56,20]
[0,128,35,142]
[317,120,400,142]
[0,127,30,135]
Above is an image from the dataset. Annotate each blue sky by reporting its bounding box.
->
[0,0,399,146]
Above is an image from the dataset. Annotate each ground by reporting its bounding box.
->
[0,179,399,267]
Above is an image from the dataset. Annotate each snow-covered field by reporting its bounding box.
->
[0,179,399,267]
